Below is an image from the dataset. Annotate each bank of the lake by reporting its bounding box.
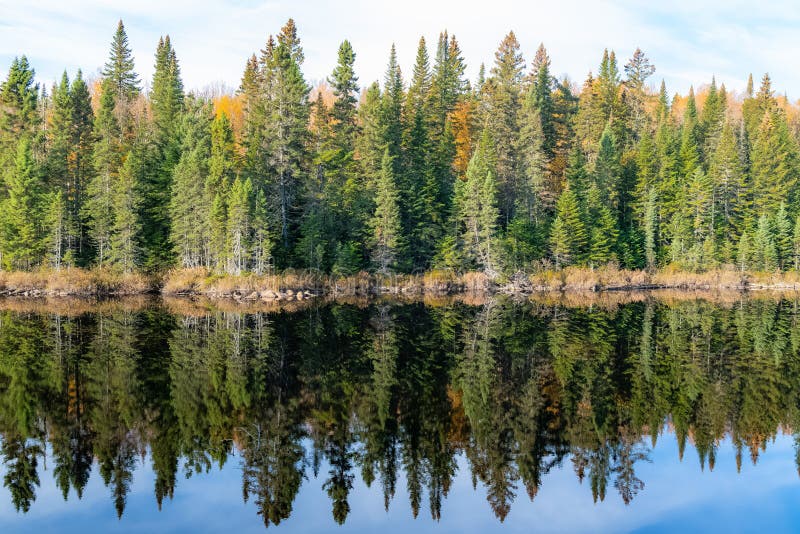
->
[4,266,800,299]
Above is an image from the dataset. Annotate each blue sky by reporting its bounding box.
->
[0,0,798,99]
[2,433,800,533]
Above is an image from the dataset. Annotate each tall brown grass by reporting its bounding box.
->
[0,267,153,296]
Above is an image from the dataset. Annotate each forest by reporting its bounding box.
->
[2,19,800,279]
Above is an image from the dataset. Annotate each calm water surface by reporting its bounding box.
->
[1,295,800,533]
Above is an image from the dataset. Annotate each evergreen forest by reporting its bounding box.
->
[3,19,800,278]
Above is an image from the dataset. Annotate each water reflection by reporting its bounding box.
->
[1,295,800,528]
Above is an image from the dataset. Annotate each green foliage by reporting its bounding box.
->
[3,22,800,277]
[369,150,404,273]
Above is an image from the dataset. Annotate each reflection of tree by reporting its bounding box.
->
[88,312,141,518]
[241,407,305,528]
[3,297,800,524]
[2,436,42,512]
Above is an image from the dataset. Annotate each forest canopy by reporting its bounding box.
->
[2,19,800,277]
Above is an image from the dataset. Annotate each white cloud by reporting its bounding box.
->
[0,0,799,99]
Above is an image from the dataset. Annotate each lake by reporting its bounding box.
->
[1,293,800,533]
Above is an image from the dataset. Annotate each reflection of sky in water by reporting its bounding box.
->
[2,432,798,533]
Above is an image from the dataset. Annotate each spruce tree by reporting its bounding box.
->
[624,48,656,138]
[170,100,212,268]
[370,150,403,273]
[0,138,45,269]
[85,80,121,266]
[227,177,252,274]
[644,188,658,269]
[457,132,500,275]
[261,31,309,261]
[587,185,618,266]
[549,186,587,267]
[773,203,793,270]
[143,35,184,270]
[483,31,524,223]
[108,150,142,272]
[708,120,745,241]
[679,87,701,178]
[0,56,39,175]
[751,107,798,214]
[753,214,777,271]
[381,44,404,161]
[102,20,140,100]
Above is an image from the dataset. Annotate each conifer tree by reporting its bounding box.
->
[102,20,140,100]
[108,150,142,272]
[793,215,800,270]
[679,87,701,179]
[594,123,622,208]
[517,82,547,220]
[170,101,212,268]
[85,80,121,266]
[753,214,777,271]
[708,120,745,241]
[381,44,404,161]
[773,203,793,270]
[643,188,658,269]
[261,31,309,261]
[227,177,252,274]
[587,185,618,266]
[751,107,798,214]
[624,48,655,138]
[549,186,587,267]
[0,138,45,269]
[0,56,39,174]
[143,35,184,269]
[370,150,403,273]
[483,31,524,222]
[457,132,500,275]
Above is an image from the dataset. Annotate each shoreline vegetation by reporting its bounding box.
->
[3,266,800,299]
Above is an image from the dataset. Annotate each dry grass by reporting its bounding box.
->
[0,267,153,296]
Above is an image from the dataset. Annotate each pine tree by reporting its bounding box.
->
[587,185,618,266]
[751,107,798,214]
[143,35,184,270]
[261,31,309,261]
[85,80,122,266]
[482,31,524,223]
[753,214,777,271]
[170,100,212,268]
[549,186,587,267]
[679,87,701,178]
[227,177,252,274]
[0,56,39,174]
[708,120,745,241]
[370,150,403,273]
[0,138,45,269]
[457,132,500,275]
[773,203,793,270]
[102,20,140,100]
[643,188,658,269]
[624,48,656,138]
[108,150,142,272]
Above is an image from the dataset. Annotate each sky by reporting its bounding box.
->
[0,0,798,100]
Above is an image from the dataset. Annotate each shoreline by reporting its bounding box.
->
[1,266,800,299]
